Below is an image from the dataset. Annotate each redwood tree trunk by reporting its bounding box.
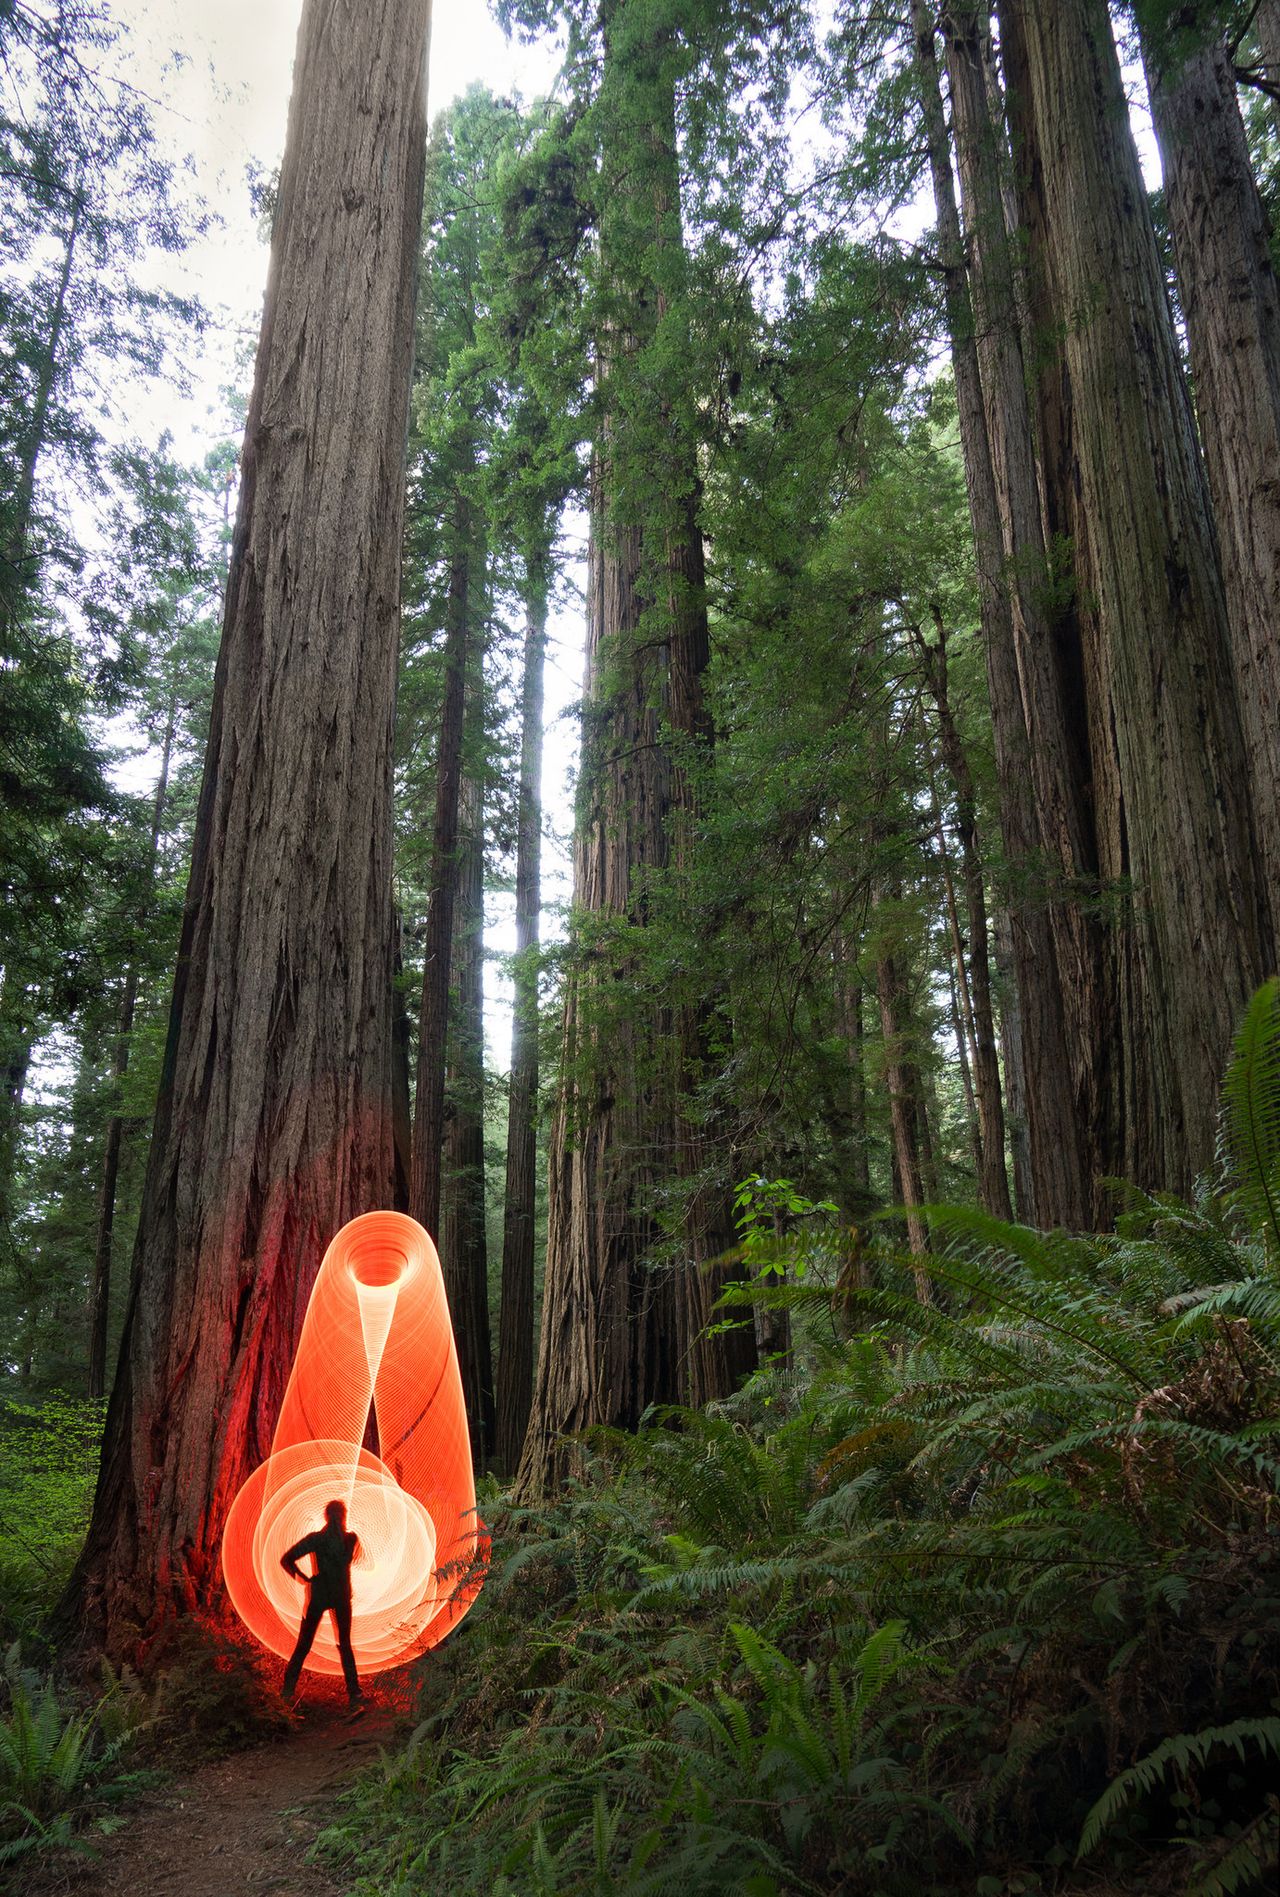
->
[57,0,431,1651]
[1141,11,1280,904]
[912,0,1089,1229]
[440,767,494,1467]
[1004,0,1269,1191]
[515,7,750,1499]
[495,560,547,1475]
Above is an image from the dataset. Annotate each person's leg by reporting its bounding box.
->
[331,1597,363,1705]
[282,1593,325,1702]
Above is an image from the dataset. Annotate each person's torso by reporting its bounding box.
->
[310,1524,356,1598]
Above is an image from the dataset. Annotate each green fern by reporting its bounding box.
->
[1221,977,1280,1262]
[1078,1718,1280,1859]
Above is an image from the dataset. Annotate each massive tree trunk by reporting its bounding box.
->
[943,4,1123,1226]
[411,489,475,1242]
[912,0,1088,1229]
[495,558,547,1475]
[440,765,494,1468]
[1002,0,1269,1192]
[57,0,431,1652]
[515,5,750,1499]
[1140,10,1280,904]
[88,693,177,1401]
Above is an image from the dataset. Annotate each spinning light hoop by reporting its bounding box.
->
[222,1211,484,1676]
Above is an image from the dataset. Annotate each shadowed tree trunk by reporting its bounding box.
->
[912,0,1089,1229]
[55,0,431,1652]
[515,4,752,1499]
[919,614,1012,1220]
[411,487,475,1242]
[943,6,1121,1220]
[873,902,932,1306]
[440,765,494,1467]
[1140,9,1280,904]
[1002,0,1270,1193]
[87,692,177,1400]
[495,557,547,1475]
[515,496,676,1494]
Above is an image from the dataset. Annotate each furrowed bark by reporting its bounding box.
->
[1141,11,1280,907]
[56,0,431,1653]
[1003,0,1269,1192]
[516,5,752,1499]
[913,0,1087,1228]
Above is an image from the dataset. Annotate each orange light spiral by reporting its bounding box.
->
[222,1211,484,1676]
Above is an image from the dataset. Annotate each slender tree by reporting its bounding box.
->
[495,546,549,1474]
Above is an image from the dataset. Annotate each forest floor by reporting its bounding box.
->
[19,1684,393,1897]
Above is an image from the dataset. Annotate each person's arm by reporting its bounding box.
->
[281,1532,319,1582]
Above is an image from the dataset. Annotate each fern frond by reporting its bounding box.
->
[1078,1718,1280,1859]
[1220,978,1280,1261]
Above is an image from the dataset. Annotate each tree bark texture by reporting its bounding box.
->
[913,0,1089,1229]
[440,767,494,1468]
[411,490,474,1242]
[58,0,431,1651]
[1002,0,1269,1193]
[1141,13,1280,908]
[515,9,751,1498]
[495,566,547,1475]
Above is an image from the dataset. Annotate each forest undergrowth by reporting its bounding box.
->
[312,987,1280,1897]
[4,983,1280,1893]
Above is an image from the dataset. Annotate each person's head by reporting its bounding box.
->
[325,1499,347,1528]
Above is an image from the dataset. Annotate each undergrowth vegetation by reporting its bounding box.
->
[0,1395,104,1648]
[315,983,1280,1896]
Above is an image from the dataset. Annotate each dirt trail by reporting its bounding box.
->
[22,1695,396,1897]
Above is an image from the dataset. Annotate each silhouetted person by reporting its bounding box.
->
[280,1498,365,1714]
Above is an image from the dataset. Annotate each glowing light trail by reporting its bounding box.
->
[222,1211,484,1676]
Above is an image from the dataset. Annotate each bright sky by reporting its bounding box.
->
[101,0,580,1068]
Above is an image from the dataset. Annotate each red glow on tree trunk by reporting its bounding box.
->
[221,1212,485,1676]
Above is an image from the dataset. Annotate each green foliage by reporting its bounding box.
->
[314,989,1280,1894]
[0,1651,148,1866]
[0,1393,103,1641]
[1222,977,1280,1264]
